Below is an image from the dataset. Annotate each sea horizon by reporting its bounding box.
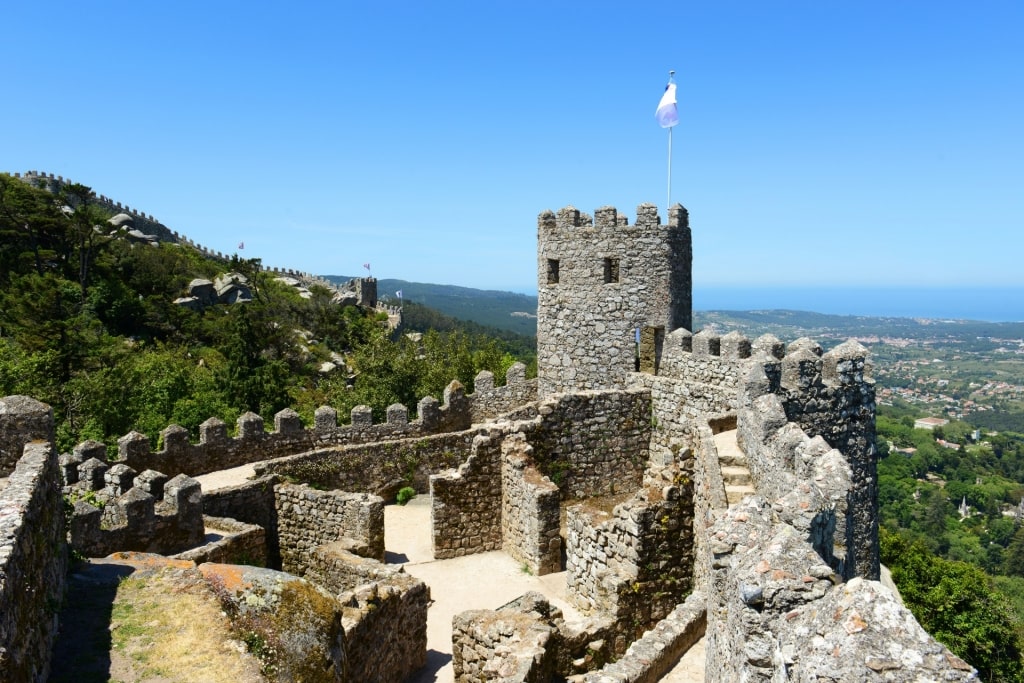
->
[691,286,1024,323]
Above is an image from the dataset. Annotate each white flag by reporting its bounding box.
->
[655,80,679,128]
[396,290,403,299]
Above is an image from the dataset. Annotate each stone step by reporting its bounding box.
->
[718,451,748,468]
[720,466,751,487]
[726,484,756,506]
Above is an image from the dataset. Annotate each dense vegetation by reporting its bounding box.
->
[876,406,1024,680]
[881,527,1024,681]
[0,173,532,454]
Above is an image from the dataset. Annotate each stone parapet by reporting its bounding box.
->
[0,395,54,476]
[173,515,267,567]
[580,591,706,683]
[468,363,538,423]
[0,441,67,683]
[705,497,975,681]
[68,376,525,480]
[431,432,504,559]
[739,339,878,579]
[67,469,204,557]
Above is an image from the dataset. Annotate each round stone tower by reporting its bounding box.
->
[536,203,692,396]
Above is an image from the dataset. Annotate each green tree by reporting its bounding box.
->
[882,527,1024,681]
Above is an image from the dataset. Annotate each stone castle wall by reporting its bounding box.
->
[70,370,533,481]
[430,432,504,559]
[275,484,384,575]
[0,395,54,476]
[13,171,350,283]
[500,434,562,576]
[0,441,67,683]
[14,171,174,242]
[536,204,691,396]
[519,389,651,499]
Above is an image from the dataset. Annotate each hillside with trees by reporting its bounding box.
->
[0,173,532,455]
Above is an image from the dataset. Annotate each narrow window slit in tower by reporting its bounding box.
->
[547,259,560,284]
[603,257,619,284]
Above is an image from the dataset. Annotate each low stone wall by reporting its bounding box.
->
[201,476,281,567]
[521,389,651,499]
[302,540,430,682]
[431,433,504,559]
[565,467,693,654]
[173,516,267,567]
[501,434,561,575]
[453,593,557,682]
[468,363,538,423]
[0,395,54,476]
[275,483,384,575]
[305,541,404,593]
[339,570,430,683]
[255,429,476,496]
[692,422,727,591]
[0,442,67,683]
[705,497,975,681]
[67,470,204,557]
[581,591,706,683]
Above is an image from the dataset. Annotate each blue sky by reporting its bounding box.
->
[4,2,1022,294]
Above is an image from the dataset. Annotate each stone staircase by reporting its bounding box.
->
[713,430,754,506]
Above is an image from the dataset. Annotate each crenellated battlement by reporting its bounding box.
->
[62,365,534,479]
[65,462,204,557]
[537,203,689,235]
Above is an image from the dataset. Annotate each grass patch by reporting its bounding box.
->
[107,569,263,683]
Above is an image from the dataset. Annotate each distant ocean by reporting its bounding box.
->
[692,287,1024,322]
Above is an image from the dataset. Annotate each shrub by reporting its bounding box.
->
[396,487,416,505]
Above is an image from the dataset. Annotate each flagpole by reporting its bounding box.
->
[667,70,675,212]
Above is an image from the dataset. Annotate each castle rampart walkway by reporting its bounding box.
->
[196,463,707,681]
